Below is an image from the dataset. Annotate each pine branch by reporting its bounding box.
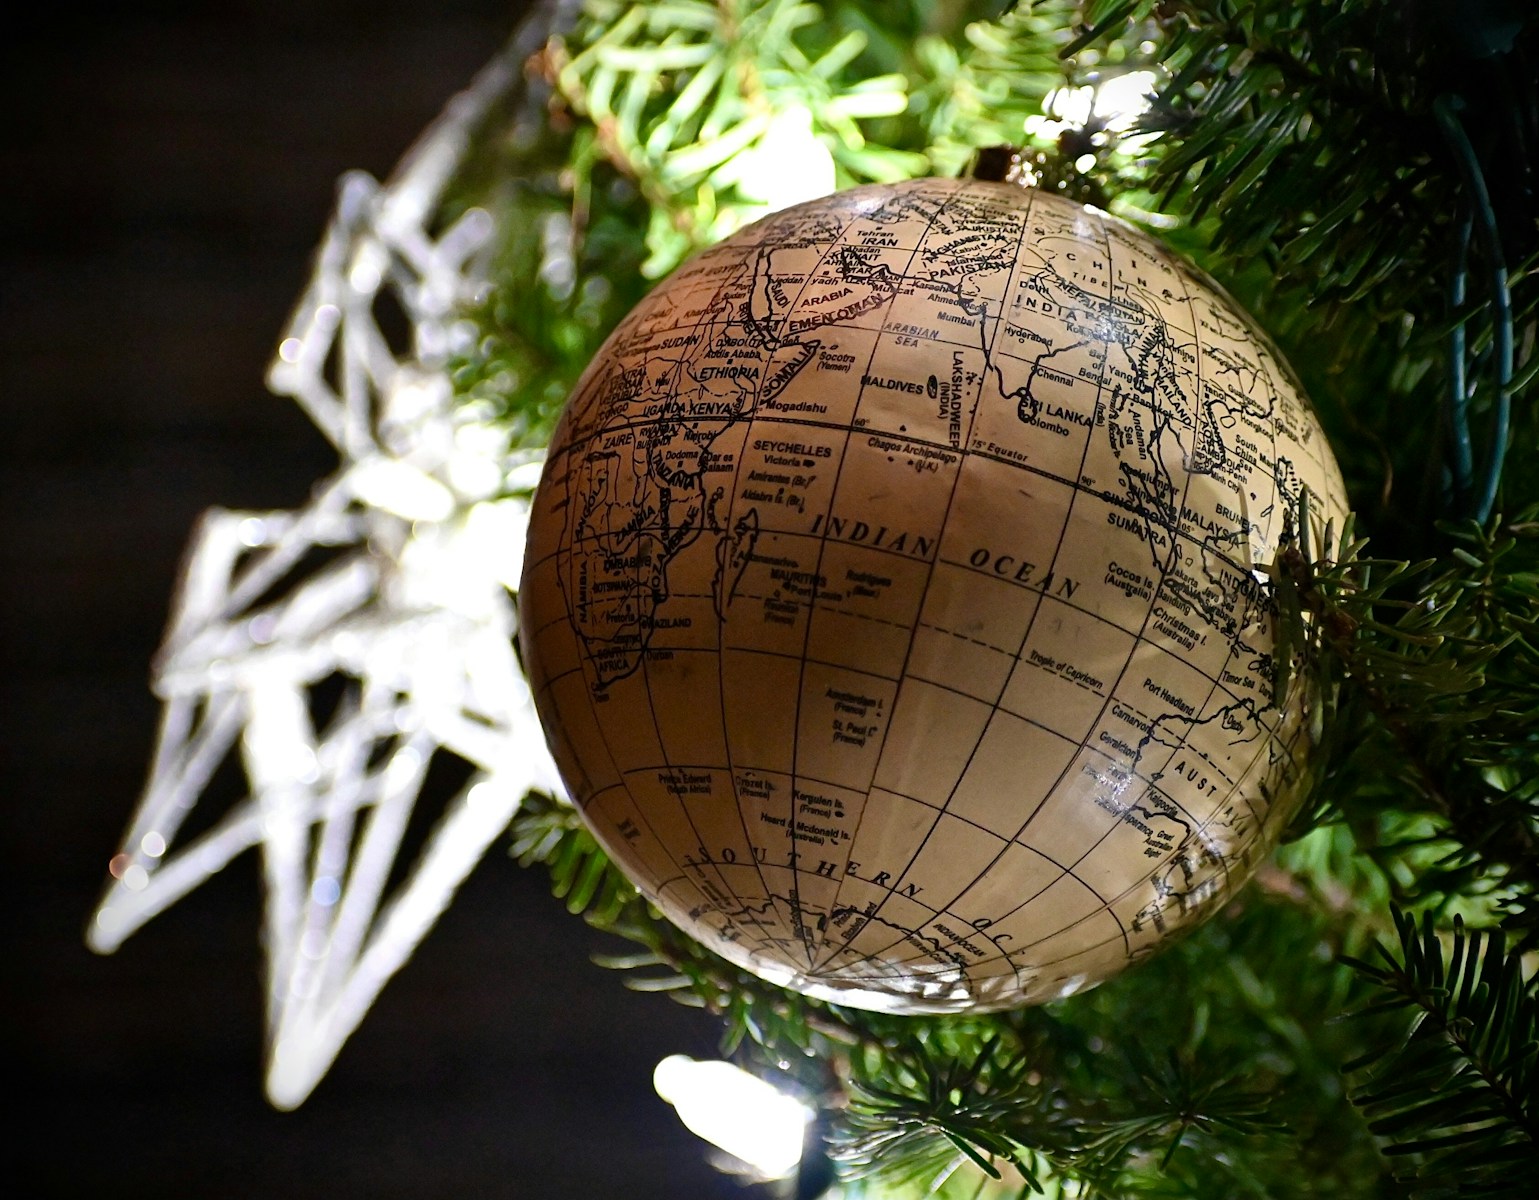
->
[1341,909,1539,1195]
[834,1036,1084,1195]
[542,0,928,275]
[1271,507,1539,936]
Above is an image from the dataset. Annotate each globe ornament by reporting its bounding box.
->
[519,175,1348,1013]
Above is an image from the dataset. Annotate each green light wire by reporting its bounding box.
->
[1434,93,1515,526]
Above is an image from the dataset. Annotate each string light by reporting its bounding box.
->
[1023,70,1158,141]
[653,1056,813,1180]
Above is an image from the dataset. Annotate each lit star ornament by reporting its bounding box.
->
[87,47,563,1110]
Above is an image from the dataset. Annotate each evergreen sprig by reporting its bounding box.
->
[1271,505,1539,940]
[835,1037,1078,1194]
[508,788,639,924]
[544,0,924,275]
[1341,909,1538,1195]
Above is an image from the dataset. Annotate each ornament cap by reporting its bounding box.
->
[967,144,1032,186]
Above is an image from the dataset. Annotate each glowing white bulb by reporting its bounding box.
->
[731,107,836,214]
[1045,84,1096,128]
[445,454,503,502]
[653,1056,812,1179]
[1094,70,1158,130]
[1024,70,1158,142]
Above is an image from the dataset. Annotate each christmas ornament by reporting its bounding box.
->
[89,41,563,1108]
[520,175,1348,1013]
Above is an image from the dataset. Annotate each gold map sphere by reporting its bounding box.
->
[520,178,1347,1013]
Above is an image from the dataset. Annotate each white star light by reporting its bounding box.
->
[88,43,564,1110]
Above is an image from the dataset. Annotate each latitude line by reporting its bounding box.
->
[546,447,1264,614]
[530,580,1264,757]
[575,655,1292,892]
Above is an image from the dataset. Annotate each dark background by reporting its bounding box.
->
[3,4,760,1196]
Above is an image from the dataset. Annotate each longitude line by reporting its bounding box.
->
[824,198,1173,981]
[812,185,1130,979]
[703,203,880,956]
[776,179,962,970]
[1024,217,1214,957]
[540,233,801,943]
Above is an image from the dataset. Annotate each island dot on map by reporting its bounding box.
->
[518,177,1348,1013]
